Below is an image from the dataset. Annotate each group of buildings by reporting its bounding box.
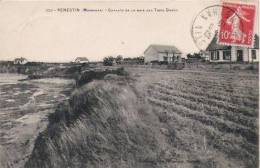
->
[13,34,259,65]
[144,34,259,64]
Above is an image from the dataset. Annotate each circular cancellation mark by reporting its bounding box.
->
[191,4,246,51]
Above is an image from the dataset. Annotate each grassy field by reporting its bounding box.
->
[25,68,258,168]
[132,68,258,168]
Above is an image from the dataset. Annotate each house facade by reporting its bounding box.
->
[206,34,259,63]
[144,44,182,63]
[14,57,28,65]
[74,57,89,64]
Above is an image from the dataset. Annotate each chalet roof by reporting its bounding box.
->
[75,57,89,61]
[206,34,259,51]
[144,44,182,54]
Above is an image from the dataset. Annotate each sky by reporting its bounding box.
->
[0,0,258,62]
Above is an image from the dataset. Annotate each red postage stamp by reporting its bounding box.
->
[218,2,256,47]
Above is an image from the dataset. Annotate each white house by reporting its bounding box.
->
[13,57,28,65]
[144,44,182,63]
[206,34,259,63]
[74,57,89,64]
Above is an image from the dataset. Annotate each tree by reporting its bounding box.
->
[187,53,193,59]
[193,53,202,59]
[137,56,144,64]
[187,53,202,59]
[103,56,114,66]
[115,55,123,64]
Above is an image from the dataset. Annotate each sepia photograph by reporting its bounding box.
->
[0,0,259,168]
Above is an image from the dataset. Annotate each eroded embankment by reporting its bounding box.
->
[25,74,159,168]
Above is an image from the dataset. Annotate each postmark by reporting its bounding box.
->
[191,5,222,50]
[217,2,256,47]
[191,3,253,50]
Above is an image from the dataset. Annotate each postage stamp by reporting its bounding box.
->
[217,2,256,47]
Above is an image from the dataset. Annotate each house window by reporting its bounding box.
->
[210,51,214,60]
[211,51,219,60]
[163,56,168,61]
[223,50,231,60]
[168,53,173,57]
[251,50,256,60]
[237,50,243,62]
[216,51,220,60]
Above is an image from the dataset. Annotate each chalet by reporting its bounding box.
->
[206,34,259,63]
[74,57,89,64]
[144,44,182,63]
[13,57,28,65]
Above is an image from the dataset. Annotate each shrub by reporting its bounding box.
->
[103,56,114,66]
[76,68,128,87]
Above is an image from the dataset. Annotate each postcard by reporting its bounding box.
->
[0,0,258,168]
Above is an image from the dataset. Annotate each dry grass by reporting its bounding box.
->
[25,69,258,168]
[135,69,258,168]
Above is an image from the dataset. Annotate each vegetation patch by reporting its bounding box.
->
[25,69,258,168]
